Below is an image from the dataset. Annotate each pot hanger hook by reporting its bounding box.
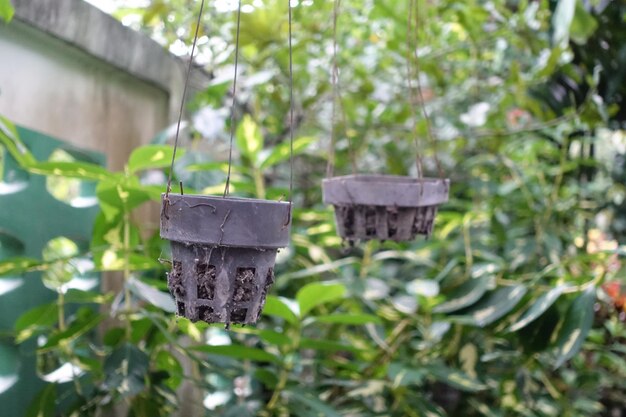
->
[164,0,207,208]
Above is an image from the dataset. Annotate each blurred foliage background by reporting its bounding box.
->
[2,0,626,416]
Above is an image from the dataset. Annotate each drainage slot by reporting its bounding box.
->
[233,267,256,302]
[168,261,185,298]
[230,308,248,323]
[254,268,275,320]
[196,263,216,300]
[387,208,398,238]
[198,305,215,322]
[364,206,377,236]
[339,206,355,236]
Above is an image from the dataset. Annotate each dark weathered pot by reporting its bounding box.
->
[322,174,449,242]
[160,193,291,325]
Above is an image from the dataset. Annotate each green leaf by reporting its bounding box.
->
[96,250,160,272]
[104,344,150,397]
[552,0,576,46]
[127,145,185,174]
[185,161,230,172]
[0,0,14,22]
[25,384,56,417]
[254,329,291,346]
[41,237,79,291]
[433,276,491,314]
[96,176,156,218]
[388,362,427,386]
[508,285,565,332]
[236,115,264,164]
[0,115,36,166]
[553,286,596,369]
[456,285,527,327]
[263,295,299,324]
[41,310,104,350]
[126,277,176,313]
[0,257,40,275]
[15,302,59,343]
[296,282,347,316]
[311,313,381,326]
[299,338,364,353]
[259,136,315,169]
[281,257,358,280]
[64,289,112,304]
[433,259,460,282]
[192,344,279,363]
[570,0,597,45]
[406,279,440,297]
[29,161,112,181]
[155,350,183,390]
[286,389,343,417]
[427,365,487,392]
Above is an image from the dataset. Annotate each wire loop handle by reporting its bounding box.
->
[164,0,295,215]
[326,0,445,180]
[223,1,243,198]
[408,0,444,179]
[165,0,207,201]
[287,0,295,213]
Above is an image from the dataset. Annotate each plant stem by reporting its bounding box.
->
[253,167,266,200]
[123,210,132,337]
[544,136,569,223]
[462,213,473,277]
[360,240,375,279]
[265,327,301,413]
[362,318,411,378]
[58,290,65,331]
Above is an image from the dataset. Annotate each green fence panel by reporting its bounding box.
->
[0,126,104,417]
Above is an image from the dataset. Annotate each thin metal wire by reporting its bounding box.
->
[281,0,295,227]
[412,0,444,178]
[165,0,206,200]
[326,0,340,178]
[326,0,356,177]
[223,0,243,198]
[406,0,424,179]
[288,0,294,205]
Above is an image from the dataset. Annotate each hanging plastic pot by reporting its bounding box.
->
[322,174,449,243]
[158,0,296,326]
[161,194,291,325]
[322,0,450,244]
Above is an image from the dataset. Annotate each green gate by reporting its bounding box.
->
[0,126,104,417]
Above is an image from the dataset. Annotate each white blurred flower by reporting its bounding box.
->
[392,295,418,314]
[460,102,491,127]
[193,106,227,139]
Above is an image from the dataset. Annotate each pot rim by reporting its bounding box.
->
[322,174,449,207]
[162,193,291,207]
[322,174,448,184]
[160,193,291,248]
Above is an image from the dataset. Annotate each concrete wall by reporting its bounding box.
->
[0,0,206,170]
[0,3,207,416]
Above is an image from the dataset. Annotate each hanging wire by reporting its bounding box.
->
[287,0,295,205]
[411,0,445,179]
[337,76,357,174]
[223,1,243,197]
[165,0,207,202]
[406,0,424,179]
[326,0,357,178]
[326,0,340,178]
[281,0,296,227]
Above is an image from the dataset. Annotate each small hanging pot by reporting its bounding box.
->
[322,174,449,243]
[160,194,291,325]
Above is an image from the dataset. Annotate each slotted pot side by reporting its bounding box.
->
[322,174,449,242]
[161,194,290,325]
